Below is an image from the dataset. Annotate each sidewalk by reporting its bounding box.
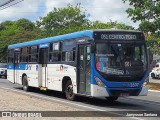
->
[149,77,160,84]
[0,88,112,120]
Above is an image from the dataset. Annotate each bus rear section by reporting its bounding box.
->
[89,30,149,100]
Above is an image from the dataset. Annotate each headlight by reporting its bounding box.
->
[94,76,106,87]
[143,76,149,86]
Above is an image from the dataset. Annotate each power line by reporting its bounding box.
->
[0,0,15,7]
[0,0,24,10]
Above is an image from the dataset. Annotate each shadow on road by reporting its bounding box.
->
[13,86,156,111]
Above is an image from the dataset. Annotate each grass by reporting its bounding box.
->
[148,83,160,91]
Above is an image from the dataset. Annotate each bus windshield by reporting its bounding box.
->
[95,43,147,76]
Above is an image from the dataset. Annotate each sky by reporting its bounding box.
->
[0,0,139,28]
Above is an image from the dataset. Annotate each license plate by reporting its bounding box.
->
[120,93,129,97]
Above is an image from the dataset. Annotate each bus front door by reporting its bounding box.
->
[38,48,48,89]
[14,51,20,84]
[78,44,91,95]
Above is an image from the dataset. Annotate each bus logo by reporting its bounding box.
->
[60,65,64,71]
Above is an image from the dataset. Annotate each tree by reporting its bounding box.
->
[122,0,160,54]
[0,19,44,62]
[122,0,160,33]
[16,18,35,31]
[89,20,134,30]
[36,4,89,36]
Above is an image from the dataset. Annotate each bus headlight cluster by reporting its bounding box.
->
[94,76,106,88]
[143,76,149,87]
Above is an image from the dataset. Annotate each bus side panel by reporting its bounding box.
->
[26,64,39,87]
[18,64,39,87]
[7,64,15,83]
[47,64,77,93]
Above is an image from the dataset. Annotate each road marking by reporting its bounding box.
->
[149,90,160,93]
[0,87,145,120]
[131,117,145,120]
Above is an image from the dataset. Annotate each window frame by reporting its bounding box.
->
[61,40,76,62]
[48,42,61,63]
[28,45,39,63]
[20,47,28,63]
[8,49,14,63]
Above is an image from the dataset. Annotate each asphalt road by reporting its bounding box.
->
[0,78,160,120]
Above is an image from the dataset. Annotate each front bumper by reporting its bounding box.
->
[91,84,148,98]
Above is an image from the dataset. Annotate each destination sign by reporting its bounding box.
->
[101,34,137,40]
[94,31,145,41]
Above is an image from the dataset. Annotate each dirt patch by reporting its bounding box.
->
[148,83,160,91]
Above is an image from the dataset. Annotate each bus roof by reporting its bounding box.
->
[8,29,143,49]
[8,30,93,49]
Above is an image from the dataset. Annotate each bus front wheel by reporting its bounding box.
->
[65,81,76,101]
[22,76,30,91]
[106,97,118,102]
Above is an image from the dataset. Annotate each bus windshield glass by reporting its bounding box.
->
[95,43,147,76]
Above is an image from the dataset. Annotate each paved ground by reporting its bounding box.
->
[0,88,112,120]
[1,79,160,120]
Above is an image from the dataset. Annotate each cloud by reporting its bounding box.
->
[0,0,139,28]
[44,0,139,28]
[0,0,41,21]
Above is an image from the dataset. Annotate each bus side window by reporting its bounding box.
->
[49,42,61,62]
[28,46,38,63]
[62,40,76,62]
[8,50,14,63]
[20,47,28,63]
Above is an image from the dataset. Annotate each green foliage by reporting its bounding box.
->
[0,5,137,62]
[0,19,44,62]
[122,0,160,33]
[122,0,160,54]
[37,4,135,36]
[16,18,35,31]
[36,4,89,36]
[88,20,134,30]
[146,33,160,55]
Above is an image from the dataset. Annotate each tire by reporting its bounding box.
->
[151,73,155,79]
[65,80,76,101]
[106,97,118,102]
[22,76,30,91]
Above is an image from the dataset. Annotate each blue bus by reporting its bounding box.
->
[7,29,149,101]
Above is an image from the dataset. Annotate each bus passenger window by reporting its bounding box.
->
[28,46,38,63]
[49,42,61,62]
[62,40,76,62]
[20,47,28,63]
[49,53,60,62]
[8,50,14,63]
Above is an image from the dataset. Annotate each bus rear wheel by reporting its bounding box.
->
[22,76,30,91]
[106,97,118,102]
[65,81,76,101]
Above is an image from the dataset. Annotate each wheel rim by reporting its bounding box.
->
[23,77,28,90]
[67,85,73,97]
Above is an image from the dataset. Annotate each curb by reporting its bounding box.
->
[148,89,160,93]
